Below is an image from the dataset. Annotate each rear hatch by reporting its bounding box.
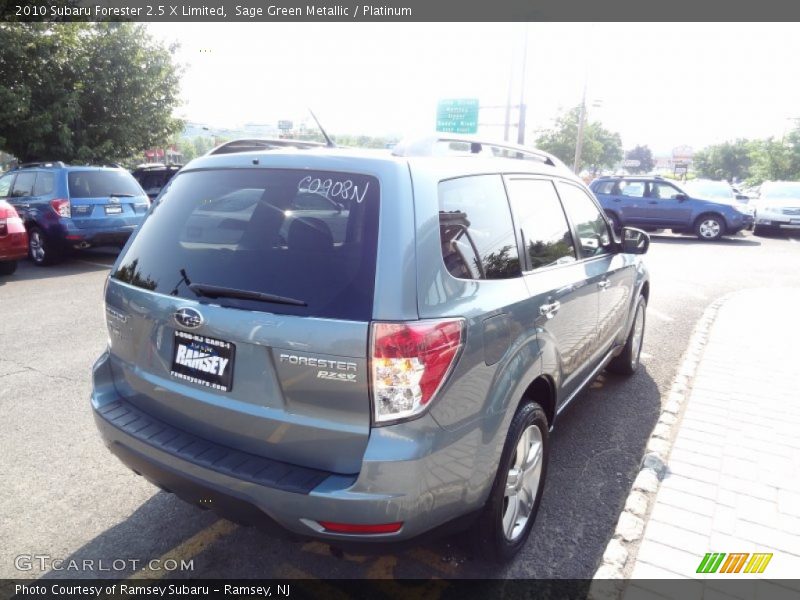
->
[68,169,149,226]
[106,167,380,474]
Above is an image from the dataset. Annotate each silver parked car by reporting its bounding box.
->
[91,135,650,561]
[753,181,800,235]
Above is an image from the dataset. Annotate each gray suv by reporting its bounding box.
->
[91,136,650,561]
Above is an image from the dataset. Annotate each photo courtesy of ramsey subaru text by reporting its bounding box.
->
[91,136,650,562]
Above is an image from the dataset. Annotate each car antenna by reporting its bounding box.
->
[308,108,336,148]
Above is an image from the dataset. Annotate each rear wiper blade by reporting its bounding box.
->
[188,283,307,307]
[109,193,136,197]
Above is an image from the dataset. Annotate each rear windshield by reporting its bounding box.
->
[68,170,143,199]
[112,168,380,320]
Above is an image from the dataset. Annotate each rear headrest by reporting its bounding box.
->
[287,217,333,252]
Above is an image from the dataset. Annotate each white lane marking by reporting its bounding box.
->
[639,352,653,361]
[648,308,674,322]
[75,259,113,268]
[789,238,798,243]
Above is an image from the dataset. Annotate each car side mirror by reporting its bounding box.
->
[675,193,688,201]
[620,227,650,255]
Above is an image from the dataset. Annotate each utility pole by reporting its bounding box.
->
[517,26,529,145]
[503,58,513,142]
[573,79,587,174]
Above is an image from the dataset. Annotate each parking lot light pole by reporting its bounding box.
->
[517,26,529,145]
[573,80,587,174]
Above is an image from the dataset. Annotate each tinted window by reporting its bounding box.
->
[593,180,615,194]
[10,172,36,197]
[33,172,55,196]
[112,168,380,321]
[557,182,611,258]
[438,175,521,280]
[135,171,165,193]
[617,181,645,197]
[68,170,142,198]
[0,174,14,197]
[506,178,576,271]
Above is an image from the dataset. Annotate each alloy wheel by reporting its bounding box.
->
[502,424,544,541]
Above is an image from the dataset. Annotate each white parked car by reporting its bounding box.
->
[753,181,800,235]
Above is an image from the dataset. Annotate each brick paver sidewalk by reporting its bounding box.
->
[628,288,800,591]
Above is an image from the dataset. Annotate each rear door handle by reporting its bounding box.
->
[539,300,561,319]
[598,279,610,290]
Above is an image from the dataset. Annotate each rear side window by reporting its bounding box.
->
[10,172,36,197]
[593,181,615,194]
[33,172,55,196]
[506,178,576,271]
[438,175,521,280]
[68,170,142,199]
[112,168,380,321]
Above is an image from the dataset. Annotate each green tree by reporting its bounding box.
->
[748,130,800,183]
[692,139,752,182]
[0,23,183,163]
[624,145,655,174]
[536,106,623,175]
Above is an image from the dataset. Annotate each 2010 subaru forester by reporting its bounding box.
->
[91,136,650,561]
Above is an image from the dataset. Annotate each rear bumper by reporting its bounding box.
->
[0,232,28,261]
[91,351,490,543]
[63,225,137,247]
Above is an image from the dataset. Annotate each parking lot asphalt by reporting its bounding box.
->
[2,230,800,581]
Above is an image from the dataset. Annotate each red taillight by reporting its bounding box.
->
[50,198,71,218]
[0,203,18,235]
[318,521,403,534]
[370,319,464,423]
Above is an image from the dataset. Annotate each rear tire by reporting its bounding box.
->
[28,226,61,266]
[471,400,549,563]
[607,295,646,375]
[0,260,17,276]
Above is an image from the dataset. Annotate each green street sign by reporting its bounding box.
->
[436,99,479,134]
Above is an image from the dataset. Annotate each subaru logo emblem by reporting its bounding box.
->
[174,307,203,329]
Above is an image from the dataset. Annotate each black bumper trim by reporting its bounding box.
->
[96,399,338,494]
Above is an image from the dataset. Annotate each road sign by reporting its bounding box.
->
[278,120,293,131]
[622,159,641,167]
[436,99,479,134]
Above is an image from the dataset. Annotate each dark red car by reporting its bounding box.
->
[0,199,28,275]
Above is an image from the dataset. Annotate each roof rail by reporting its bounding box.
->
[15,161,66,170]
[207,138,325,156]
[391,135,562,167]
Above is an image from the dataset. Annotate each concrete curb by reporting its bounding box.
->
[588,293,733,597]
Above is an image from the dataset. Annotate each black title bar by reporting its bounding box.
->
[4,0,800,21]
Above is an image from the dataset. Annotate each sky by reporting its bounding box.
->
[147,23,800,155]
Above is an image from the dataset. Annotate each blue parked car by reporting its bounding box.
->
[0,162,150,265]
[590,175,754,241]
